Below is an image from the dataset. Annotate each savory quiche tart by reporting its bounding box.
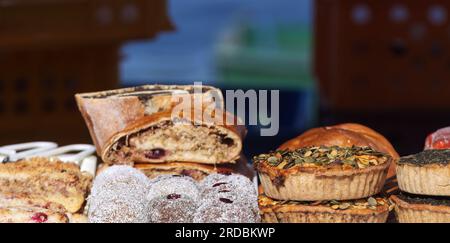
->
[391,193,450,223]
[259,194,391,223]
[396,149,450,196]
[254,146,391,201]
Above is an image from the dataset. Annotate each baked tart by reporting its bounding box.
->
[254,146,391,201]
[396,150,450,196]
[259,194,391,223]
[391,193,450,223]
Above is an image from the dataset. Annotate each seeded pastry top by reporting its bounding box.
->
[397,192,450,206]
[259,194,391,211]
[253,146,389,170]
[399,149,450,166]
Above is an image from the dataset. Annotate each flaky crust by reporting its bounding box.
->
[102,108,246,164]
[391,195,450,223]
[396,163,450,196]
[278,123,399,177]
[134,155,255,180]
[257,159,391,201]
[75,84,224,154]
[259,197,389,223]
[0,157,92,213]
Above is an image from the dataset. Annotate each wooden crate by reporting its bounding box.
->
[0,44,120,145]
[0,0,173,49]
[315,0,450,110]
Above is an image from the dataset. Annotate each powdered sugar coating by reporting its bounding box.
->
[193,197,260,223]
[148,194,197,223]
[88,165,151,223]
[147,175,200,201]
[200,173,257,198]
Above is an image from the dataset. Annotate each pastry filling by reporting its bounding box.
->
[140,168,210,181]
[397,192,450,206]
[259,194,390,211]
[399,149,450,166]
[109,120,239,163]
[254,146,390,170]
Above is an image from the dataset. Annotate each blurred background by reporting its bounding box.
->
[1,0,450,158]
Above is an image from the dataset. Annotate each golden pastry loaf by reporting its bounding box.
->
[278,123,399,177]
[75,85,224,155]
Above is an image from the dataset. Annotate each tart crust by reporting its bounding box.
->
[391,195,450,223]
[396,163,450,196]
[258,160,391,201]
[259,196,389,223]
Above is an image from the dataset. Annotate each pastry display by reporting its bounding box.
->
[0,157,92,213]
[87,166,151,223]
[254,146,391,201]
[102,109,245,165]
[259,194,391,223]
[391,193,450,223]
[396,150,450,196]
[76,85,224,155]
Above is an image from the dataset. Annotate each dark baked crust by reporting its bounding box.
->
[75,84,224,154]
[259,195,390,223]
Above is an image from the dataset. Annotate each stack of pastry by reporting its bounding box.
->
[76,85,253,181]
[0,157,92,223]
[391,127,450,223]
[255,124,399,223]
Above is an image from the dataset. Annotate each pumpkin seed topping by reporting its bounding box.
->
[254,146,389,169]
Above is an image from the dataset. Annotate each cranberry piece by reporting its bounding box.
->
[219,198,233,204]
[219,190,230,193]
[144,148,166,159]
[167,194,181,200]
[31,213,48,223]
[221,137,234,146]
[212,182,228,188]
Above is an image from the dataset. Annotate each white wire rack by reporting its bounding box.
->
[0,142,97,176]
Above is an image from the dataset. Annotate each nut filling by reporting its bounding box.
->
[108,120,238,163]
